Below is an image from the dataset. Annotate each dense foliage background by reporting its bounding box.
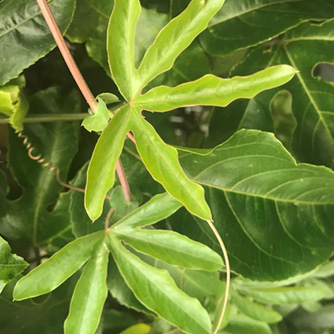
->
[1,0,334,333]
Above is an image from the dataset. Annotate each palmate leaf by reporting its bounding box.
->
[13,191,222,334]
[86,0,296,222]
[200,0,334,56]
[0,0,76,85]
[171,129,334,281]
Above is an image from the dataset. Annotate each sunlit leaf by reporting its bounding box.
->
[13,231,105,300]
[64,242,109,334]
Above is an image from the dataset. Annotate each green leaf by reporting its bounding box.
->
[114,229,223,271]
[200,0,334,56]
[176,129,334,280]
[107,255,152,315]
[238,286,328,305]
[82,97,113,132]
[1,87,80,245]
[85,105,131,221]
[113,192,181,228]
[226,19,334,167]
[0,237,28,293]
[13,231,105,300]
[107,0,141,101]
[0,76,29,131]
[134,65,296,111]
[135,0,225,93]
[224,314,272,334]
[64,242,109,334]
[0,0,76,85]
[130,108,211,220]
[108,236,212,334]
[232,290,282,324]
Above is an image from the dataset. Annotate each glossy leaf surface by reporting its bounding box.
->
[177,129,334,280]
[112,192,181,228]
[0,0,76,85]
[130,108,211,220]
[108,236,212,334]
[13,231,105,300]
[85,105,131,221]
[115,229,223,271]
[107,0,141,100]
[135,0,225,93]
[134,65,296,112]
[200,0,334,56]
[0,237,28,293]
[64,242,109,334]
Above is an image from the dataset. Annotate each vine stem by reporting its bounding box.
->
[36,0,131,202]
[206,220,230,334]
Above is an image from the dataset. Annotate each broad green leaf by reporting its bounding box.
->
[64,242,109,334]
[108,236,212,334]
[0,0,76,85]
[0,237,28,293]
[200,0,334,56]
[82,97,114,132]
[238,286,328,305]
[13,231,105,300]
[1,87,80,244]
[114,229,223,271]
[135,0,225,93]
[107,0,141,101]
[85,105,131,221]
[225,19,334,167]
[314,261,334,278]
[134,65,296,111]
[112,192,181,229]
[223,314,272,334]
[232,290,282,324]
[130,109,211,220]
[175,129,334,280]
[0,76,28,131]
[119,324,151,334]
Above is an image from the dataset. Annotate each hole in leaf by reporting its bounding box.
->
[270,90,296,152]
[313,63,334,83]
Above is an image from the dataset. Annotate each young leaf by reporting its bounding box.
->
[13,231,105,300]
[119,324,151,334]
[64,242,109,334]
[134,65,296,111]
[113,192,182,229]
[85,105,131,221]
[108,236,212,334]
[82,97,113,132]
[130,109,211,220]
[224,314,272,334]
[0,0,76,85]
[107,0,141,101]
[135,0,225,93]
[0,76,29,131]
[0,236,28,293]
[114,229,223,271]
